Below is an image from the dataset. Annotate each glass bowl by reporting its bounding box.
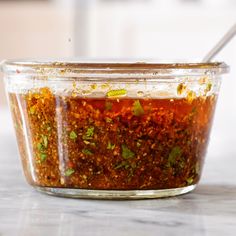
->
[1,60,229,199]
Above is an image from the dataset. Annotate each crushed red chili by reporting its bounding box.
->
[9,87,217,190]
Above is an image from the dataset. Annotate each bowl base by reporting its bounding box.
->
[34,185,196,199]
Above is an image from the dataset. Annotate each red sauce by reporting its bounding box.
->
[9,87,217,190]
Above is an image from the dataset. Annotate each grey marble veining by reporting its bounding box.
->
[0,110,236,236]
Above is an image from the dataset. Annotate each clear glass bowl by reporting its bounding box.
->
[1,60,229,199]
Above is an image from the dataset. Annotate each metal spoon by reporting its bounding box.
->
[203,23,236,62]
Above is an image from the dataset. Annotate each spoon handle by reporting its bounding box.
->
[203,23,236,62]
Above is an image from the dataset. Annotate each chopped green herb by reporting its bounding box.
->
[40,153,47,162]
[46,126,51,131]
[65,168,75,177]
[82,148,93,156]
[136,140,142,147]
[168,146,182,167]
[83,127,94,140]
[42,135,48,148]
[69,131,77,140]
[43,123,51,131]
[37,143,43,151]
[105,101,113,110]
[205,82,212,93]
[29,106,35,115]
[133,100,144,116]
[186,177,194,184]
[83,140,90,145]
[83,140,96,146]
[86,127,94,137]
[115,161,128,169]
[121,144,135,159]
[37,134,48,154]
[107,89,127,98]
[124,164,130,170]
[107,141,115,150]
[115,161,137,180]
[195,162,200,175]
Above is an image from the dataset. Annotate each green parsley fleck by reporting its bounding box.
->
[136,140,142,147]
[37,143,43,151]
[195,162,200,175]
[82,148,93,156]
[40,153,47,162]
[133,100,144,116]
[107,89,127,98]
[42,135,48,148]
[186,177,194,185]
[65,168,75,177]
[121,144,135,159]
[29,106,35,115]
[168,146,182,167]
[115,161,129,170]
[86,127,94,137]
[37,135,48,155]
[69,131,77,140]
[205,82,212,93]
[83,140,90,145]
[83,127,94,140]
[107,141,115,150]
[46,126,51,131]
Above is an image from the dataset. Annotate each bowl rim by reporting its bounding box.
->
[1,59,230,78]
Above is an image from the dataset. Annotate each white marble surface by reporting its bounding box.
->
[0,109,236,236]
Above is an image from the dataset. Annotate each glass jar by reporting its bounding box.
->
[1,60,229,199]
